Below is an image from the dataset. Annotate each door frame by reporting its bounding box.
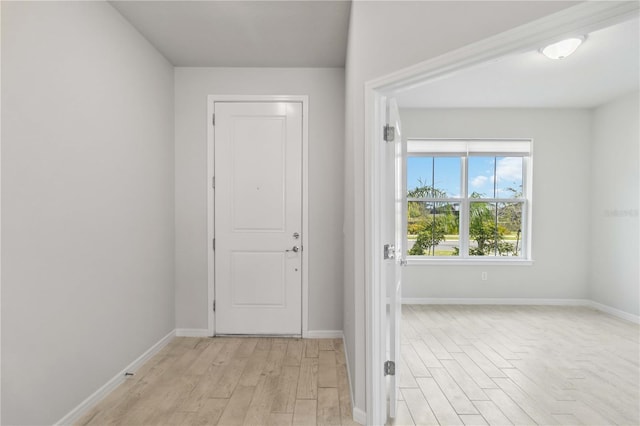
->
[207,95,310,337]
[363,2,639,424]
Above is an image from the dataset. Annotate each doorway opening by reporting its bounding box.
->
[364,2,639,424]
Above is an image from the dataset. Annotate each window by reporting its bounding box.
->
[406,139,532,262]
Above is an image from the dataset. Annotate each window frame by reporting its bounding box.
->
[405,139,533,265]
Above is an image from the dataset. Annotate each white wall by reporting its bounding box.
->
[174,68,345,332]
[400,108,591,300]
[589,91,639,316]
[1,2,175,424]
[343,0,578,414]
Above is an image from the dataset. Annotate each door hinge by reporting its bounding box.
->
[384,244,395,260]
[212,238,215,250]
[384,360,395,376]
[212,114,215,126]
[383,124,395,142]
[212,176,215,188]
[213,300,216,312]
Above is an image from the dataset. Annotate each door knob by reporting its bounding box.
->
[286,246,300,253]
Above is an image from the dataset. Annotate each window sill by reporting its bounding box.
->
[405,258,534,266]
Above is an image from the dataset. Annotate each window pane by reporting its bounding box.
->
[434,157,461,198]
[468,157,495,198]
[496,157,523,199]
[497,202,523,256]
[469,202,498,256]
[407,202,460,256]
[469,202,524,256]
[407,156,433,196]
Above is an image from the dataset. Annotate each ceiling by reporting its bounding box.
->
[110,0,351,67]
[395,16,640,109]
[110,1,637,108]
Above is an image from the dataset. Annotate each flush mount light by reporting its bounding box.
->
[541,37,585,59]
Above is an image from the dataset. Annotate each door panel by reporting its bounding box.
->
[232,117,286,231]
[231,252,286,307]
[215,102,302,335]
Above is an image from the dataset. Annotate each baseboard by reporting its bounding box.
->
[353,407,367,425]
[403,298,640,324]
[341,334,365,425]
[176,328,210,337]
[55,329,175,425]
[402,297,587,306]
[585,300,640,324]
[305,330,344,339]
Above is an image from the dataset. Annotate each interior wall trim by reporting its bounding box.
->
[55,329,176,425]
[175,328,210,337]
[403,298,640,324]
[305,330,344,339]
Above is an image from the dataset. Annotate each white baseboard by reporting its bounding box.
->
[341,334,364,425]
[403,298,640,324]
[353,407,367,425]
[402,297,587,306]
[305,330,344,339]
[176,328,210,337]
[585,300,640,324]
[55,329,175,425]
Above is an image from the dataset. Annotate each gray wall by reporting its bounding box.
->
[174,68,345,332]
[1,2,175,424]
[589,91,640,315]
[343,0,578,413]
[400,108,592,300]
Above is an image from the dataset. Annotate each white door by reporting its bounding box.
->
[385,97,405,418]
[214,101,302,335]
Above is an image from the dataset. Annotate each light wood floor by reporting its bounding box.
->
[390,305,640,426]
[78,337,358,426]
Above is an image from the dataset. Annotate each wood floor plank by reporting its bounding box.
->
[244,375,280,425]
[305,340,319,358]
[189,398,228,426]
[411,340,443,368]
[451,352,498,389]
[399,354,419,388]
[492,377,558,425]
[337,362,357,425]
[239,346,271,387]
[318,350,338,388]
[421,331,454,360]
[472,400,512,426]
[551,413,582,425]
[218,385,255,425]
[401,344,430,377]
[430,328,463,353]
[459,414,489,426]
[264,340,288,377]
[484,388,535,425]
[268,412,294,426]
[297,357,319,399]
[210,340,257,398]
[429,367,478,415]
[416,377,464,425]
[272,365,300,414]
[317,387,341,425]
[400,387,439,425]
[284,340,304,367]
[318,339,335,351]
[292,399,317,426]
[459,345,506,379]
[440,359,489,401]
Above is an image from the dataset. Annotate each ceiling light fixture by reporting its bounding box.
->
[541,37,585,59]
